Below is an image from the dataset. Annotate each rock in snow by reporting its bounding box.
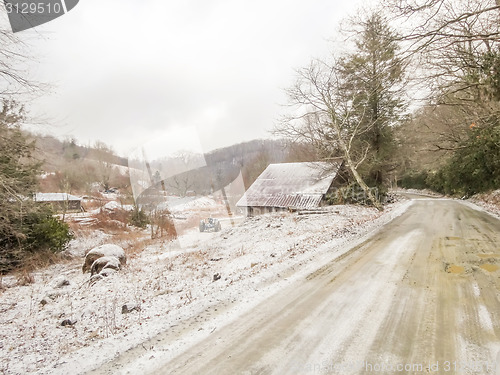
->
[49,276,71,289]
[121,303,141,314]
[82,244,126,273]
[61,319,77,327]
[90,256,122,276]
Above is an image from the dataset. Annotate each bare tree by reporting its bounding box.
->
[385,0,500,158]
[0,27,40,97]
[275,59,382,209]
[166,175,194,197]
[388,0,500,49]
[387,0,500,103]
[89,141,117,191]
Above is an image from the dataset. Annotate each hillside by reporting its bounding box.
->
[31,133,315,197]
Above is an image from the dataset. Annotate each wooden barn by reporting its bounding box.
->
[236,160,344,216]
[34,193,83,212]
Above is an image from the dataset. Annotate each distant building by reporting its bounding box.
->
[185,190,196,197]
[236,160,344,216]
[34,193,83,212]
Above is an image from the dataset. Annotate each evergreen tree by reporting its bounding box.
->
[340,13,406,186]
[430,122,500,196]
[0,100,72,273]
[0,100,39,250]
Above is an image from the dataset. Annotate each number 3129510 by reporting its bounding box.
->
[4,2,63,14]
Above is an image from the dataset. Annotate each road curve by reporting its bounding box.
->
[98,199,500,374]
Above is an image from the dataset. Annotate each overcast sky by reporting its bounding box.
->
[9,0,371,158]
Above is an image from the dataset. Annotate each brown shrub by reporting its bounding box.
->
[90,210,130,233]
[13,249,72,284]
[111,231,152,259]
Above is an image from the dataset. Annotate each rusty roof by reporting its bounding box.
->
[236,160,342,209]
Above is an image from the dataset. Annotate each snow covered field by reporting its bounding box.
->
[0,200,413,375]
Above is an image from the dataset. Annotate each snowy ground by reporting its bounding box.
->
[468,190,500,218]
[0,199,414,374]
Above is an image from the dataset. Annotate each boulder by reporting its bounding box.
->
[99,268,117,278]
[121,303,141,314]
[89,274,103,286]
[49,276,70,289]
[61,318,77,327]
[82,244,126,273]
[90,256,121,276]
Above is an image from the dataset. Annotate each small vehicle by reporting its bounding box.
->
[199,217,221,232]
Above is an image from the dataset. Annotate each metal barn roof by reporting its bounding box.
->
[34,193,82,202]
[236,160,342,209]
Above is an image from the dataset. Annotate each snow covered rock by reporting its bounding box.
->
[49,276,70,289]
[99,268,117,277]
[103,201,121,212]
[60,318,77,327]
[90,256,122,276]
[82,244,126,273]
[121,303,140,314]
[40,290,67,305]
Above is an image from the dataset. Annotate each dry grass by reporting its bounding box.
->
[90,209,131,233]
[116,232,154,259]
[16,270,36,286]
[82,198,107,211]
[2,206,156,282]
[149,222,177,242]
[73,218,153,259]
[25,249,71,271]
[173,207,228,233]
[12,249,73,286]
[175,214,203,233]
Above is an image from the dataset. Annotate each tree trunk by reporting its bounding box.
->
[333,119,383,210]
[344,152,383,211]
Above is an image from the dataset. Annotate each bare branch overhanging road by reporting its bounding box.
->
[98,198,500,374]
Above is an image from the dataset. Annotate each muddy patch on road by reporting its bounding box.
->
[477,253,500,259]
[445,264,465,274]
[479,263,499,272]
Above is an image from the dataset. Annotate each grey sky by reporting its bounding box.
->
[11,0,369,157]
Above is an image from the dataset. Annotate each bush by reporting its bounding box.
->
[0,208,73,273]
[130,206,149,228]
[431,124,500,196]
[399,171,431,190]
[0,101,76,273]
[23,209,73,253]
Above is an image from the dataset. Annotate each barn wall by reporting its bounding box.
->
[38,200,81,213]
[245,206,288,217]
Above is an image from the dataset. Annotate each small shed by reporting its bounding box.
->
[34,193,83,212]
[236,160,344,216]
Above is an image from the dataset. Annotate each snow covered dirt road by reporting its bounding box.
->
[137,198,500,375]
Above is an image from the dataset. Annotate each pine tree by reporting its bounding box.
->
[0,100,39,250]
[339,13,406,187]
[0,100,72,273]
